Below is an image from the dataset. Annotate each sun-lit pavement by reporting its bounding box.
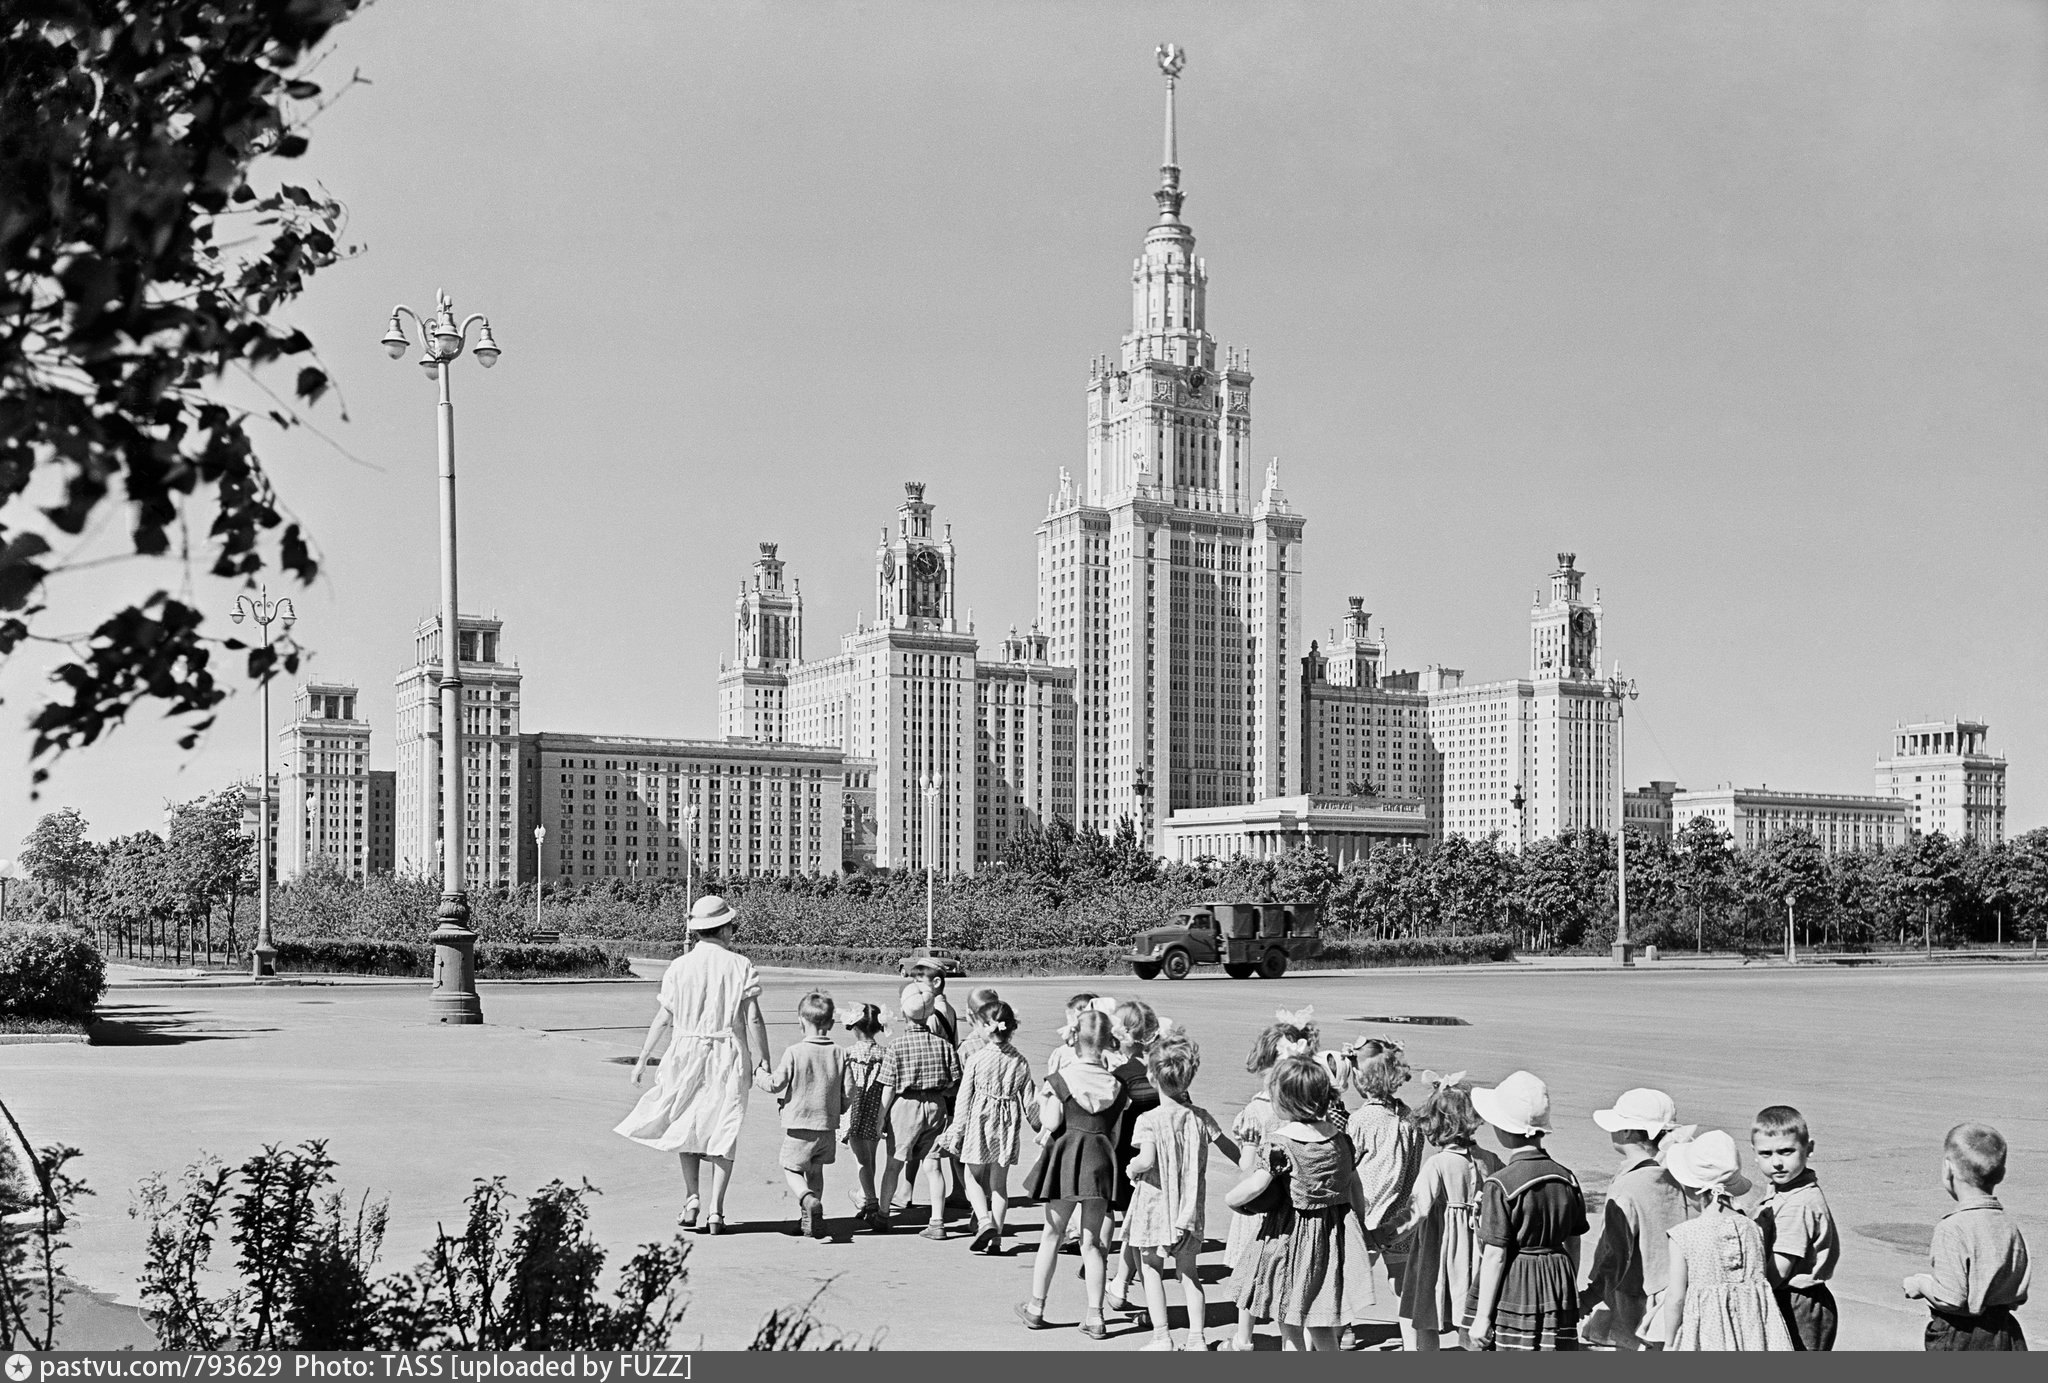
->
[6,963,2042,1350]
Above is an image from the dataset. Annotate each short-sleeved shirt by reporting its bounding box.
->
[1478,1146,1590,1254]
[1588,1156,1695,1318]
[1925,1194,2032,1316]
[1349,1098,1424,1235]
[766,1035,845,1132]
[1755,1169,1839,1288]
[878,1022,960,1096]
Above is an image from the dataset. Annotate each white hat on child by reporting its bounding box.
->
[1470,1070,1554,1136]
[1663,1129,1753,1197]
[1593,1088,1679,1136]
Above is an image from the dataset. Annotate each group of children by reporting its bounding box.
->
[749,986,2032,1352]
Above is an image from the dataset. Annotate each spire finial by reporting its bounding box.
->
[1154,45,1187,224]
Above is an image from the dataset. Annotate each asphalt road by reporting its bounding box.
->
[5,962,2041,1350]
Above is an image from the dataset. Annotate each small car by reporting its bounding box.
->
[897,948,968,980]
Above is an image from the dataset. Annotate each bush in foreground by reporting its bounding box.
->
[0,925,107,1022]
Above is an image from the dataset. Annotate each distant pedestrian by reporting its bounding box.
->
[840,1002,890,1229]
[1662,1130,1793,1351]
[1751,1104,1840,1351]
[616,895,770,1236]
[1394,1071,1502,1351]
[1582,1088,1696,1350]
[1466,1070,1589,1351]
[1904,1122,2031,1351]
[754,989,845,1240]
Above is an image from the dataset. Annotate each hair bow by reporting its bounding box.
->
[1090,995,1121,1017]
[1275,1035,1314,1061]
[1158,1016,1181,1039]
[1423,1069,1467,1092]
[1274,1005,1315,1028]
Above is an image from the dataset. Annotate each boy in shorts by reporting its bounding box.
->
[876,979,962,1238]
[1752,1104,1840,1350]
[1905,1122,2031,1350]
[755,989,845,1239]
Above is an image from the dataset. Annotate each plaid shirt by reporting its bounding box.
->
[878,1023,960,1096]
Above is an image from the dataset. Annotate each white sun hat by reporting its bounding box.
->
[1663,1129,1753,1197]
[1592,1088,1680,1136]
[685,895,737,931]
[1470,1070,1553,1136]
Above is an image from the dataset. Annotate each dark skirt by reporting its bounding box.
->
[1024,1128,1116,1203]
[1234,1201,1374,1329]
[1468,1248,1580,1351]
[1926,1307,2027,1351]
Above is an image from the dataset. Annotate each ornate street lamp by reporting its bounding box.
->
[683,804,700,906]
[922,773,941,950]
[532,825,546,935]
[1604,666,1640,967]
[231,587,295,977]
[381,290,500,1024]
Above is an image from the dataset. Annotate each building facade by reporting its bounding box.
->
[1163,794,1430,868]
[717,543,803,742]
[1670,785,1909,856]
[1624,780,1684,844]
[974,626,1078,865]
[525,733,846,881]
[1874,720,2007,845]
[367,770,395,876]
[394,614,523,887]
[276,682,372,879]
[1299,597,1437,819]
[1036,59,1304,852]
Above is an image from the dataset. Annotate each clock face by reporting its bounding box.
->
[1573,610,1596,636]
[911,548,942,579]
[880,551,896,584]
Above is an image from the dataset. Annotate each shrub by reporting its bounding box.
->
[0,1132,89,1350]
[1307,932,1516,968]
[625,937,1513,975]
[271,940,631,979]
[0,925,107,1022]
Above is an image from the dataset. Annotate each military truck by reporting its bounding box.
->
[1126,900,1322,980]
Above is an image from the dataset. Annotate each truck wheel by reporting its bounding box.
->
[1161,948,1193,981]
[1259,949,1289,979]
[1131,961,1162,981]
[1223,963,1255,979]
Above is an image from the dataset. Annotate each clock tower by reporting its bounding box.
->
[877,481,960,632]
[1530,552,1601,681]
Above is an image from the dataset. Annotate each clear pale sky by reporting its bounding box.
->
[6,0,2047,855]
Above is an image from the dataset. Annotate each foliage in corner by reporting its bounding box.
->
[0,0,368,781]
[0,1111,90,1351]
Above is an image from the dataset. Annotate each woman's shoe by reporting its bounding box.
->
[704,1216,725,1236]
[968,1222,996,1253]
[1014,1301,1049,1330]
[676,1196,700,1230]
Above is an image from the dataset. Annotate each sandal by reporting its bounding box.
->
[677,1196,700,1229]
[1079,1315,1108,1341]
[704,1215,725,1236]
[1014,1301,1049,1331]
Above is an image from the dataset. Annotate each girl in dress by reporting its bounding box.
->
[839,1002,890,1229]
[1105,998,1163,1319]
[954,1000,1034,1255]
[1467,1070,1590,1351]
[1232,1056,1373,1352]
[1222,1007,1321,1351]
[1346,1037,1423,1342]
[1662,1131,1794,1352]
[957,987,1001,1062]
[1394,1072,1502,1350]
[1017,1010,1129,1338]
[1123,1034,1240,1350]
[1044,992,1099,1081]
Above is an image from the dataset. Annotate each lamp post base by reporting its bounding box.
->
[429,896,484,1025]
[250,943,277,979]
[1611,940,1636,968]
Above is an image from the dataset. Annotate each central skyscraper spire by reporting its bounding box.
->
[1157,43,1185,225]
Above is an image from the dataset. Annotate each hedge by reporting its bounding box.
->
[0,924,107,1021]
[272,939,633,979]
[1299,932,1517,969]
[623,934,1515,976]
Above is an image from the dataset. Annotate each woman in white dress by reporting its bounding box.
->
[616,895,770,1234]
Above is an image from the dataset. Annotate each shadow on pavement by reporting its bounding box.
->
[88,1004,277,1046]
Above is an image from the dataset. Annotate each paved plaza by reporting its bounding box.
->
[4,961,2042,1350]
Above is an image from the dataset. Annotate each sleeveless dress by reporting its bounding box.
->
[1122,1100,1210,1250]
[1668,1209,1796,1351]
[613,939,760,1157]
[1109,1056,1159,1213]
[1023,1071,1128,1202]
[1226,1094,1281,1285]
[1236,1131,1375,1328]
[841,1037,887,1144]
[1401,1143,1503,1333]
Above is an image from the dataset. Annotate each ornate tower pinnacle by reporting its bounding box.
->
[1155,44,1187,225]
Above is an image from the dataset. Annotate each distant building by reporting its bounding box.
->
[1625,781,1684,844]
[276,682,371,880]
[842,759,878,872]
[367,770,395,876]
[235,775,279,881]
[974,626,1078,866]
[1669,785,1909,856]
[395,614,523,887]
[717,543,803,743]
[1299,597,1436,825]
[1163,793,1431,868]
[1874,720,2007,845]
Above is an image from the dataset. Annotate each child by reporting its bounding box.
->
[875,980,961,1238]
[1662,1130,1792,1350]
[1904,1122,2032,1351]
[1231,1055,1373,1352]
[1394,1071,1502,1351]
[1106,998,1163,1319]
[1751,1104,1840,1351]
[1467,1070,1589,1351]
[1124,1035,1239,1350]
[954,999,1034,1255]
[753,989,845,1240]
[1045,991,1100,1081]
[1017,1009,1129,1338]
[839,1002,889,1228]
[1222,1007,1321,1352]
[1345,1035,1421,1343]
[1584,1087,1696,1350]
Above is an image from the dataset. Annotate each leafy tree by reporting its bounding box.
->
[0,1126,89,1351]
[1,0,365,782]
[163,789,254,953]
[1515,830,1611,950]
[1742,827,1830,947]
[94,830,174,955]
[16,808,97,920]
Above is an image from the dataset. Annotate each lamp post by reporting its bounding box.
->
[922,772,940,950]
[0,858,15,925]
[231,587,295,977]
[683,804,700,906]
[532,826,546,934]
[1603,666,1640,967]
[381,290,501,1025]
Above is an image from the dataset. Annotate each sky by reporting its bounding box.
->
[6,0,2048,857]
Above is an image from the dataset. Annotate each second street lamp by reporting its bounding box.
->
[382,289,500,1025]
[231,587,295,978]
[1604,665,1640,967]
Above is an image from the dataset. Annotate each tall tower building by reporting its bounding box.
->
[277,682,371,879]
[1875,720,2007,845]
[394,614,523,886]
[974,625,1078,864]
[1038,48,1304,849]
[717,543,804,740]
